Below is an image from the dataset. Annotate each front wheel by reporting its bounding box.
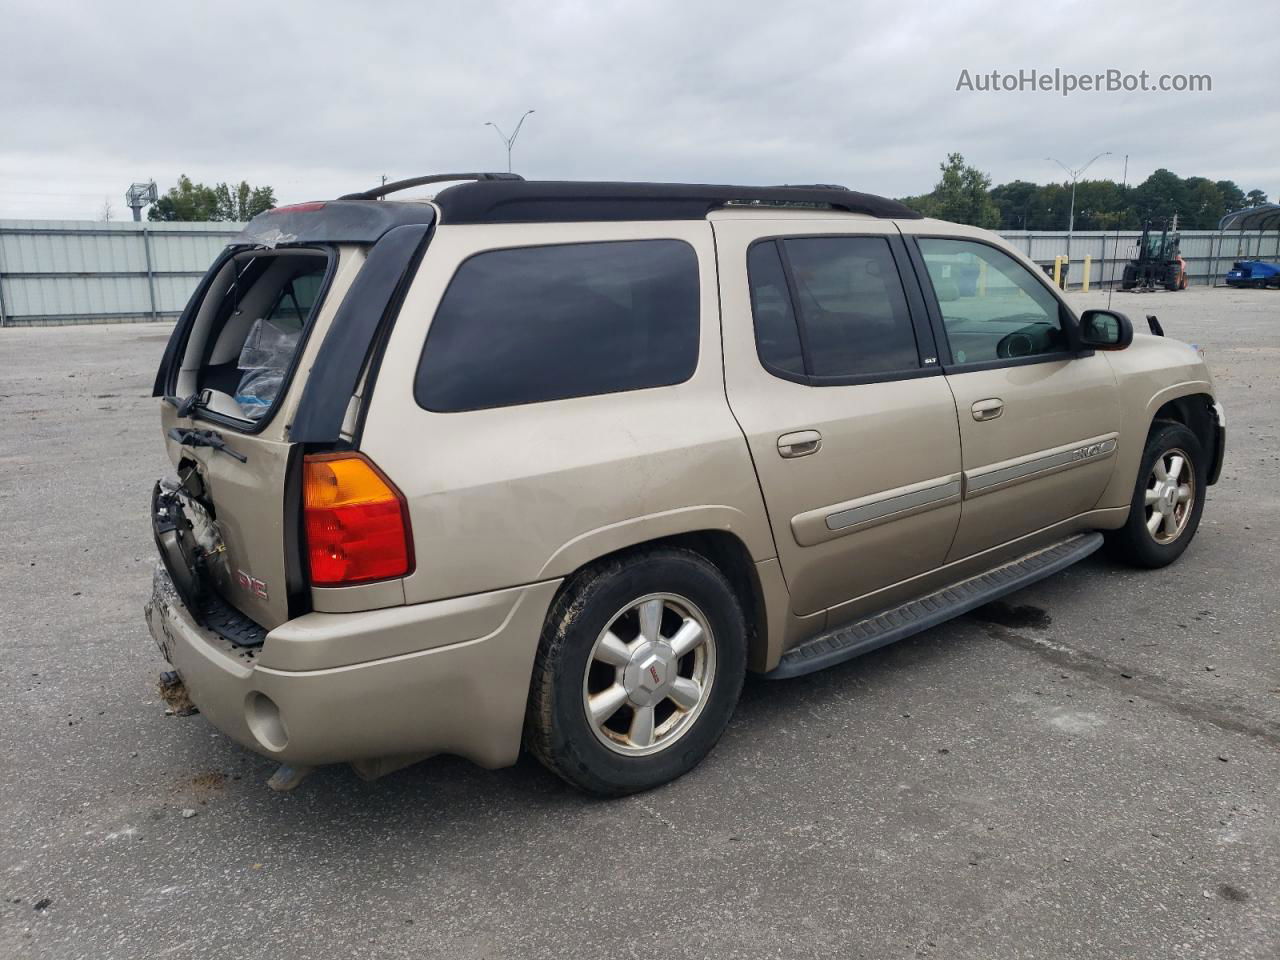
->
[1106,423,1207,568]
[525,548,747,796]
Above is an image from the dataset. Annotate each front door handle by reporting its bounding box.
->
[971,398,1004,422]
[778,430,822,458]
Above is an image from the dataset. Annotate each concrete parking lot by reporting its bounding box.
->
[1,286,1277,959]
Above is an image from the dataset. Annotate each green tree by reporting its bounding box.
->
[902,153,1000,228]
[1071,180,1130,231]
[989,180,1040,229]
[149,175,276,222]
[1183,177,1226,229]
[1215,180,1246,214]
[1245,189,1269,207]
[148,175,220,221]
[213,181,277,221]
[1132,168,1189,224]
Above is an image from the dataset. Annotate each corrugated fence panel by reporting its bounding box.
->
[1,220,1278,326]
[0,219,243,326]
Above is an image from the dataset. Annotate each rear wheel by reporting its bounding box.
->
[525,548,747,796]
[1106,423,1206,568]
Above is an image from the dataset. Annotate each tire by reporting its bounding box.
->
[1106,423,1207,568]
[525,547,747,796]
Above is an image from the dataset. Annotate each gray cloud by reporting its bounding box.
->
[0,0,1274,219]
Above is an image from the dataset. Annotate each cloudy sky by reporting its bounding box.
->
[0,0,1274,220]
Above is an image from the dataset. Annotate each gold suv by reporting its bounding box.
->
[145,175,1225,795]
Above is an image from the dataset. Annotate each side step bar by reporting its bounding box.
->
[768,532,1104,680]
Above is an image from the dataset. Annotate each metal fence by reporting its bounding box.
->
[1002,228,1280,290]
[1,219,1278,327]
[0,220,242,327]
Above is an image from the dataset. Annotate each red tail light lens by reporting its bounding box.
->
[302,454,412,586]
[270,201,326,214]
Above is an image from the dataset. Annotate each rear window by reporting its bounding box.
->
[181,249,331,423]
[415,240,700,412]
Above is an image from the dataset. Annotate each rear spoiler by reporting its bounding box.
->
[234,200,436,247]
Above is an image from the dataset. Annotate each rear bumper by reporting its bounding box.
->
[144,565,561,769]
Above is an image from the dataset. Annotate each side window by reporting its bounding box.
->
[917,238,1068,365]
[263,269,325,332]
[746,236,921,381]
[415,240,699,412]
[746,242,804,376]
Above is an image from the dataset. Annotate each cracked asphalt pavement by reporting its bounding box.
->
[1,287,1277,959]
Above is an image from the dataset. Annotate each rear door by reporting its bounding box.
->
[906,231,1121,560]
[714,216,964,618]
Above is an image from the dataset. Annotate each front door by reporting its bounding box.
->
[714,216,963,618]
[907,233,1121,560]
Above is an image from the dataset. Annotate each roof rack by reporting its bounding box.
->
[339,172,524,201]
[429,180,921,224]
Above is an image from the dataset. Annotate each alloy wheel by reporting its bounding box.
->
[582,593,716,757]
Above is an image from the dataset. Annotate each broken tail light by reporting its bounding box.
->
[302,453,413,586]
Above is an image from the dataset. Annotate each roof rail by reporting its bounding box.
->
[339,172,524,201]
[431,180,922,225]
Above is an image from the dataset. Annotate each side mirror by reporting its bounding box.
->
[1079,309,1133,351]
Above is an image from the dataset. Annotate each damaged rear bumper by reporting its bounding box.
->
[144,564,561,770]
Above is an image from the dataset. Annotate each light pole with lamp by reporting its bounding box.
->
[1045,151,1111,278]
[485,110,536,173]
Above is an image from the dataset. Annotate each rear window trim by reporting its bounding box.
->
[166,244,339,437]
[412,237,703,414]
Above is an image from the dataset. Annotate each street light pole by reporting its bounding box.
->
[485,109,536,173]
[1046,152,1111,271]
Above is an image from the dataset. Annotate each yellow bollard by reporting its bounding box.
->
[1052,256,1064,289]
[1082,255,1091,292]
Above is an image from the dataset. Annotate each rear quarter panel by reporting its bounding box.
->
[359,220,776,605]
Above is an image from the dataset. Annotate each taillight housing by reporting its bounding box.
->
[302,453,413,586]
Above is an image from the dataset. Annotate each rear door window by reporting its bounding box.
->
[746,236,921,381]
[415,240,700,412]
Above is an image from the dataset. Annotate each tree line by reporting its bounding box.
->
[899,154,1271,231]
[143,161,1272,231]
[147,175,277,222]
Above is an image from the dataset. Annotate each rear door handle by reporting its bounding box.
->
[778,430,822,458]
[971,398,1004,422]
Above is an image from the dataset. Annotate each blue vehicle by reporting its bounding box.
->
[1224,260,1280,288]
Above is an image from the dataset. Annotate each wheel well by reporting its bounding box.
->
[552,530,770,672]
[1151,394,1217,466]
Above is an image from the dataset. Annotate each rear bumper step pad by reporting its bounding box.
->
[768,532,1104,679]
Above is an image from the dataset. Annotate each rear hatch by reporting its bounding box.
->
[152,201,436,633]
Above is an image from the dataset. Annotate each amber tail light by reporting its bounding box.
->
[302,453,413,586]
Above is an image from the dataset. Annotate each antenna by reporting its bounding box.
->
[124,180,158,221]
[1107,154,1129,311]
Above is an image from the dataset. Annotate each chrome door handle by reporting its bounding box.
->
[778,430,822,458]
[971,398,1004,422]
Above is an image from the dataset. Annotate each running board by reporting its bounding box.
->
[768,532,1104,680]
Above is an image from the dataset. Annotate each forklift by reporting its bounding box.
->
[1121,219,1188,291]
